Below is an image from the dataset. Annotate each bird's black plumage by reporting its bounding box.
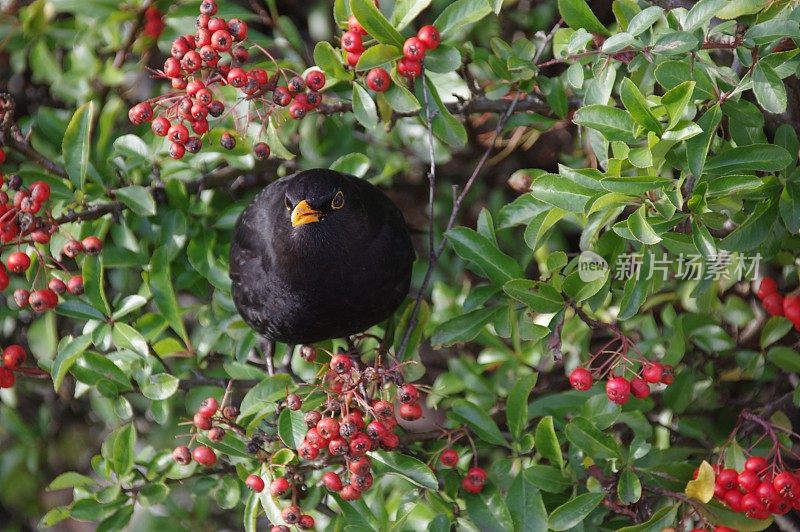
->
[229,169,414,344]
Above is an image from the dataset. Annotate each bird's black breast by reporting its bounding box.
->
[229,170,414,344]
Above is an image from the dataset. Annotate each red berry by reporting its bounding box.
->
[0,367,14,388]
[270,476,290,497]
[373,400,394,420]
[738,469,760,492]
[744,455,768,473]
[347,16,366,35]
[757,277,778,299]
[343,410,365,430]
[349,433,372,455]
[245,474,265,492]
[742,492,766,517]
[349,456,371,476]
[272,86,292,107]
[723,489,743,512]
[402,37,426,61]
[193,412,212,430]
[128,102,154,124]
[199,0,217,15]
[716,468,738,491]
[186,80,206,98]
[341,31,363,53]
[198,397,219,417]
[227,67,248,88]
[13,288,30,308]
[346,51,361,67]
[328,437,348,456]
[208,427,225,441]
[340,485,361,500]
[785,300,800,328]
[151,117,170,137]
[172,445,191,465]
[181,50,202,72]
[660,365,674,385]
[30,181,51,202]
[350,473,373,492]
[762,292,784,316]
[67,275,84,295]
[82,236,102,255]
[366,68,391,92]
[381,432,400,450]
[163,57,181,77]
[167,124,189,144]
[397,383,419,404]
[569,367,593,391]
[220,132,236,150]
[641,363,663,383]
[322,471,343,491]
[417,25,441,50]
[254,142,271,160]
[289,103,307,120]
[0,148,5,164]
[298,515,314,530]
[298,440,320,460]
[305,70,326,91]
[630,377,650,399]
[3,345,26,369]
[397,57,422,78]
[0,263,7,291]
[317,416,340,440]
[281,505,301,525]
[171,37,190,59]
[330,354,352,374]
[286,393,302,410]
[192,445,217,466]
[756,480,781,508]
[773,471,800,499]
[606,376,631,404]
[7,252,30,274]
[211,29,232,51]
[440,449,458,467]
[462,467,487,493]
[207,17,227,32]
[228,18,248,41]
[398,402,422,420]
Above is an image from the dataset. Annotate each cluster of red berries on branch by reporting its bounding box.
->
[0,344,28,389]
[142,6,165,40]
[172,396,243,468]
[343,18,441,92]
[128,0,327,160]
[702,456,800,519]
[756,277,800,330]
[568,332,674,404]
[0,148,99,312]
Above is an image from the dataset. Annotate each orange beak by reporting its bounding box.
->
[291,200,322,227]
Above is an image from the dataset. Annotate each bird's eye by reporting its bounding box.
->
[284,196,292,211]
[331,190,344,210]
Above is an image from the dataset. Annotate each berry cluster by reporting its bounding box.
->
[143,6,165,40]
[172,397,242,468]
[343,19,441,93]
[568,333,674,404]
[128,0,326,160]
[704,457,800,518]
[0,148,99,312]
[756,277,800,331]
[0,344,27,389]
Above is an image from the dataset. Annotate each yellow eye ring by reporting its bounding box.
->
[331,190,344,210]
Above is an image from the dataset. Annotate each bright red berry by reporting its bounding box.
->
[30,181,50,203]
[641,363,663,383]
[281,505,301,525]
[569,367,593,391]
[198,397,219,417]
[227,67,248,88]
[417,25,441,50]
[245,474,265,492]
[349,456,371,476]
[366,68,391,92]
[298,440,319,460]
[193,412,212,430]
[660,365,674,385]
[340,485,361,500]
[346,51,361,67]
[738,469,760,492]
[13,288,29,308]
[744,455,768,473]
[0,367,13,388]
[67,275,84,295]
[341,31,363,53]
[723,489,743,512]
[762,292,784,316]
[716,468,738,491]
[270,476,290,497]
[317,416,340,439]
[305,70,326,91]
[298,515,314,530]
[606,376,631,404]
[211,30,232,51]
[440,449,458,467]
[172,445,192,465]
[399,402,422,421]
[322,471,343,491]
[397,57,422,78]
[228,18,248,41]
[254,143,271,160]
[773,471,800,499]
[7,252,30,274]
[347,16,366,35]
[3,345,25,369]
[128,102,154,124]
[757,277,778,299]
[462,467,487,493]
[82,236,102,255]
[403,37,426,61]
[630,377,650,399]
[330,354,352,374]
[192,445,217,466]
[397,383,420,404]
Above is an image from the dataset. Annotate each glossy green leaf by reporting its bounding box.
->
[434,0,494,40]
[149,247,189,345]
[558,0,610,35]
[548,492,605,531]
[369,450,439,489]
[573,104,636,142]
[447,227,523,283]
[450,399,509,447]
[565,417,621,459]
[503,279,564,313]
[506,373,537,440]
[52,334,93,391]
[62,101,95,188]
[534,416,564,469]
[351,0,404,47]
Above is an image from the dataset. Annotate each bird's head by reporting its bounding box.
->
[283,169,360,229]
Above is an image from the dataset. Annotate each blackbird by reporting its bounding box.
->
[230,168,414,346]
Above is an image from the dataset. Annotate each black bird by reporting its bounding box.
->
[230,169,414,347]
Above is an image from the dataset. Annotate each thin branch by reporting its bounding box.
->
[0,94,69,179]
[113,0,154,69]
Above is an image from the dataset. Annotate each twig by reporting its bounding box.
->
[113,0,153,69]
[0,94,69,179]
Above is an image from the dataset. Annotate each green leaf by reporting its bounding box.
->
[355,44,402,70]
[766,346,800,372]
[391,0,432,30]
[102,423,136,476]
[627,206,662,245]
[661,81,695,129]
[369,450,439,489]
[313,41,352,81]
[431,306,502,347]
[450,399,509,447]
[507,474,548,532]
[243,492,260,532]
[421,75,467,147]
[351,0,404,47]
[534,416,564,469]
[52,334,93,391]
[704,144,791,174]
[565,416,621,459]
[627,6,663,36]
[760,316,794,349]
[548,492,605,531]
[573,104,636,142]
[447,227,523,283]
[97,505,133,532]
[503,279,564,313]
[465,485,514,531]
[139,373,179,400]
[56,299,106,321]
[383,80,421,113]
[618,505,679,532]
[82,256,110,317]
[600,176,672,194]
[683,0,727,31]
[278,408,307,450]
[620,78,662,134]
[434,0,494,40]
[780,181,800,233]
[112,323,148,357]
[507,373,538,440]
[150,247,189,345]
[753,63,787,114]
[115,185,156,217]
[687,104,722,177]
[352,82,378,130]
[653,32,699,54]
[719,202,778,252]
[39,507,71,529]
[530,173,595,211]
[62,101,95,188]
[618,469,642,504]
[47,471,96,491]
[524,465,572,493]
[558,0,610,35]
[425,45,462,73]
[692,221,717,259]
[239,374,294,418]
